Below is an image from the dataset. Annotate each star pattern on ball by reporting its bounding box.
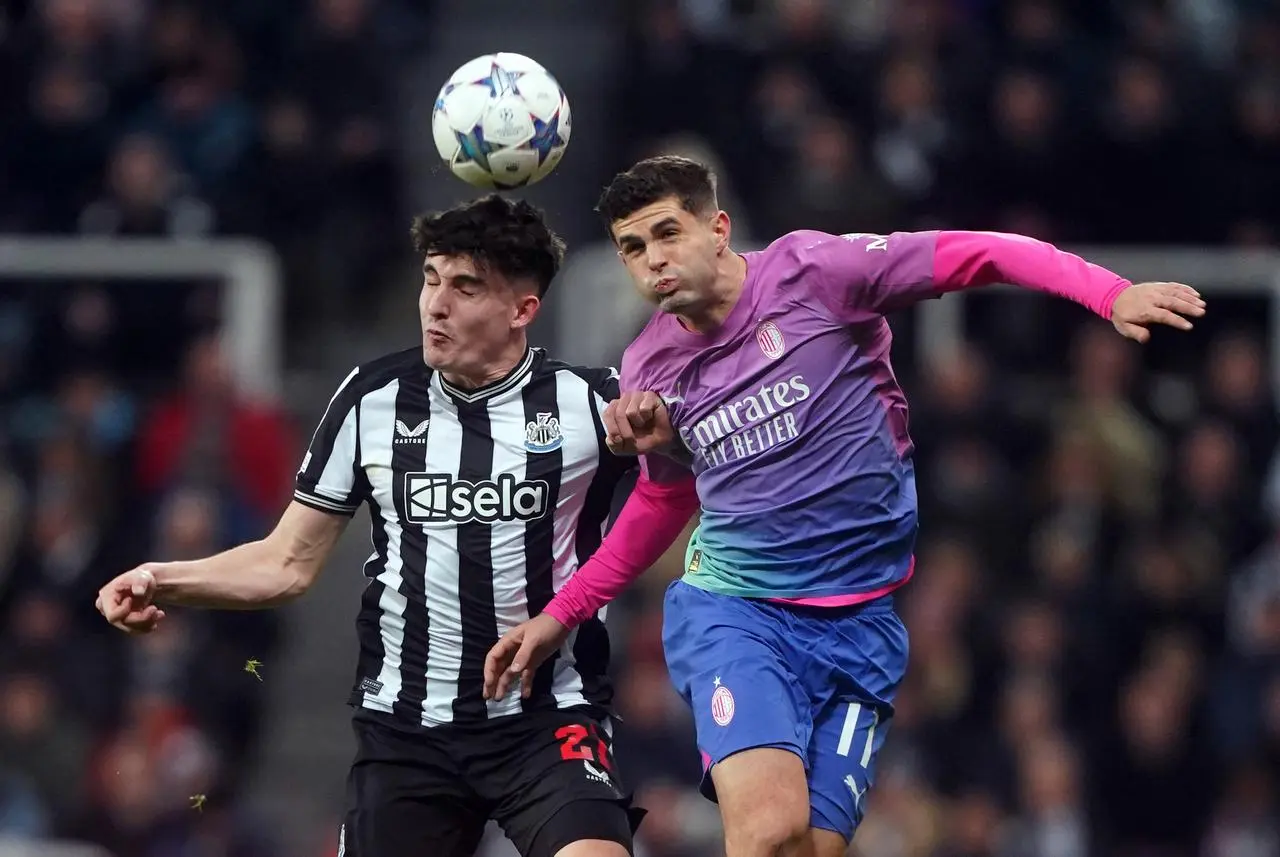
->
[529,113,565,164]
[434,57,569,186]
[455,128,494,171]
[486,61,521,97]
[444,62,525,100]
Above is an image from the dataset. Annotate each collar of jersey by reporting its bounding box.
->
[435,347,538,404]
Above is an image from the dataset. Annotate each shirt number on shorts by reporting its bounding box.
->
[555,723,613,771]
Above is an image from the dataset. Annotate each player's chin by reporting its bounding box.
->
[422,341,455,370]
[656,292,696,314]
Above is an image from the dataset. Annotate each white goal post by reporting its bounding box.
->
[0,237,284,400]
[0,838,114,857]
[916,247,1280,400]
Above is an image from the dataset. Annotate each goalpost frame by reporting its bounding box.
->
[915,246,1280,400]
[0,237,284,401]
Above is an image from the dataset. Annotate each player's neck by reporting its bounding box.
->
[441,342,528,390]
[678,251,748,334]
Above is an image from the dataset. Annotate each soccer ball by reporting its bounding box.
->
[431,52,571,189]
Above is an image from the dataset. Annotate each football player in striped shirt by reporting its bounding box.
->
[96,195,647,857]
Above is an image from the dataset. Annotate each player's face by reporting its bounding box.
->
[611,196,729,316]
[419,254,540,380]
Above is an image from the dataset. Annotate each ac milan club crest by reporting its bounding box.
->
[755,321,785,359]
[711,682,735,726]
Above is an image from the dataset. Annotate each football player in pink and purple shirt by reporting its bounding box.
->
[485,156,1204,857]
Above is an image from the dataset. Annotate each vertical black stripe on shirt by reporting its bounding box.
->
[452,399,498,721]
[299,370,360,476]
[571,384,632,710]
[573,618,612,710]
[521,373,564,711]
[390,375,434,722]
[297,370,366,500]
[349,425,389,706]
[575,387,628,567]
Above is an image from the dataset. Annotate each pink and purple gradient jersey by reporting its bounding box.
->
[545,229,1128,623]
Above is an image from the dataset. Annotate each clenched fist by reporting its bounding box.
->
[96,566,165,634]
[603,391,675,455]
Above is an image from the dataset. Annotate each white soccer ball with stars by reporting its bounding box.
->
[431,52,571,189]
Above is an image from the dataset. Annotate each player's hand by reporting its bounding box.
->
[483,613,570,701]
[95,565,166,634]
[603,391,674,455]
[1111,282,1206,343]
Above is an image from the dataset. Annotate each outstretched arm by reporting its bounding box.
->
[932,231,1129,315]
[96,502,349,632]
[931,231,1204,340]
[99,363,368,634]
[805,229,1205,340]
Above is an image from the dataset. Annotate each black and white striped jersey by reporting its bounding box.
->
[294,346,636,728]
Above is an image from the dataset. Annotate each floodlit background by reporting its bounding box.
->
[1,0,1279,856]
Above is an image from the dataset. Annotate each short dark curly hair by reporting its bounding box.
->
[595,156,719,232]
[410,194,566,297]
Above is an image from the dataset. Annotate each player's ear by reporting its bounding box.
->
[712,210,731,254]
[511,291,541,330]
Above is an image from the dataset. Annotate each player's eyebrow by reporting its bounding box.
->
[615,215,682,250]
[423,262,485,285]
[615,232,644,251]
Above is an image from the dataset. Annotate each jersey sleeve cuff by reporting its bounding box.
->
[293,488,359,516]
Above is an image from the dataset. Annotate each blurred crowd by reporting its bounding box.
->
[0,0,409,852]
[3,0,1280,856]
[0,304,300,855]
[616,0,1280,249]
[0,0,421,336]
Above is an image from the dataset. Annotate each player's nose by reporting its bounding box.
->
[422,288,451,318]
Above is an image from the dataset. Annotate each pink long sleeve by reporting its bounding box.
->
[543,472,700,628]
[933,231,1131,319]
